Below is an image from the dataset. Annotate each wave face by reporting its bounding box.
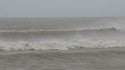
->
[0,18,125,50]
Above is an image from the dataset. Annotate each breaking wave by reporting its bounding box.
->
[0,40,125,51]
[1,18,125,50]
[0,27,124,51]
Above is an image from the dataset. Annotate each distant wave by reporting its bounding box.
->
[0,27,123,41]
[0,27,119,33]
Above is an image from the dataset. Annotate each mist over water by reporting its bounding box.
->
[0,18,125,50]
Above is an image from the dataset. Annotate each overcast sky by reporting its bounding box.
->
[0,0,125,17]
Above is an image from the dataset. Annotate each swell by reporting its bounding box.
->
[0,27,118,32]
[0,27,124,41]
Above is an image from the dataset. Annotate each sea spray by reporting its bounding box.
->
[0,40,124,50]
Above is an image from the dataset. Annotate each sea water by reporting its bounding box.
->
[0,18,125,50]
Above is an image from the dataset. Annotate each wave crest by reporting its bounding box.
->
[0,27,118,33]
[0,40,125,51]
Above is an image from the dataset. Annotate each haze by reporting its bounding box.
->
[0,0,125,17]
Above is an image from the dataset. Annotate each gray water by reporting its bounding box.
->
[1,48,125,70]
[1,18,125,70]
[0,18,125,50]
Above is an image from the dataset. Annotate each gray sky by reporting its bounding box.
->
[0,0,125,17]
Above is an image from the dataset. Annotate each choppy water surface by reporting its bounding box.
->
[1,48,125,70]
[0,18,125,50]
[1,18,125,70]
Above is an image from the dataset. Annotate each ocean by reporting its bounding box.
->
[0,18,125,50]
[1,18,125,70]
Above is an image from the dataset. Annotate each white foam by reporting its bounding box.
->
[0,40,125,51]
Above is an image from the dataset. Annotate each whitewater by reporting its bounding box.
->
[0,18,125,50]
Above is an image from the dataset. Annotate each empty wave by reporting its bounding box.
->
[0,27,119,32]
